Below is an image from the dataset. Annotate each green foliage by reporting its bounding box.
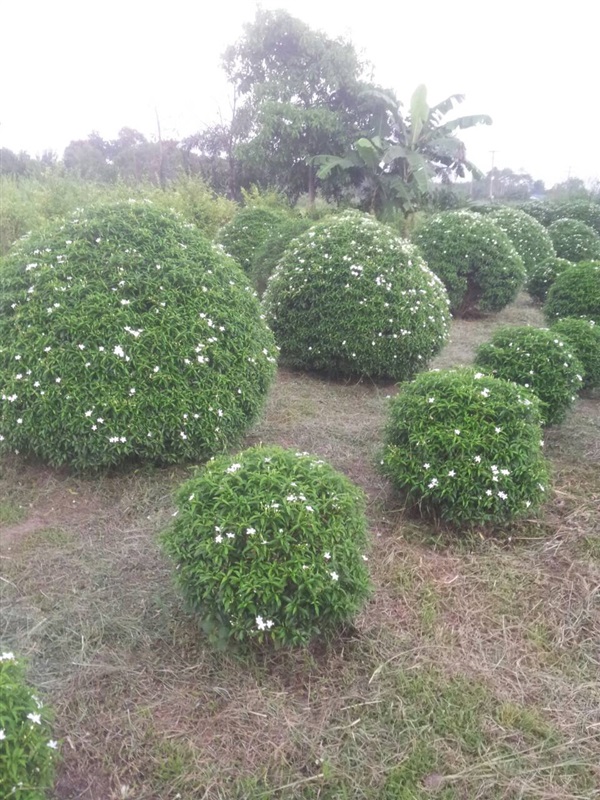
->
[544,262,600,324]
[515,200,556,227]
[526,257,573,303]
[551,200,600,234]
[551,318,600,389]
[474,327,584,425]
[161,445,371,647]
[547,218,600,262]
[413,211,526,316]
[263,212,451,380]
[381,368,549,527]
[0,202,277,470]
[217,207,290,273]
[251,215,314,295]
[0,652,58,799]
[477,206,555,273]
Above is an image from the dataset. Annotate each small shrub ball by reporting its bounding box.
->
[552,201,600,234]
[544,262,600,324]
[414,210,525,316]
[551,318,600,390]
[474,326,584,425]
[161,445,371,647]
[547,218,600,262]
[217,207,290,274]
[526,257,573,303]
[0,202,278,470]
[251,215,314,295]
[480,206,555,274]
[263,212,451,381]
[381,369,549,527]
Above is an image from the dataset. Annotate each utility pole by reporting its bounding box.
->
[489,150,499,201]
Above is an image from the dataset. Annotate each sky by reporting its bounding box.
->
[2,0,598,187]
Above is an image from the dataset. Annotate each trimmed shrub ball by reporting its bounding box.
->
[0,651,59,799]
[413,210,525,317]
[552,201,600,234]
[474,326,584,425]
[380,368,549,527]
[251,215,314,296]
[515,201,556,227]
[551,318,600,390]
[526,257,573,303]
[217,207,290,274]
[480,207,555,274]
[161,445,371,647]
[547,218,600,262]
[544,262,600,324]
[0,202,278,470]
[263,212,451,381]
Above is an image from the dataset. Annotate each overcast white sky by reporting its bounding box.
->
[2,0,598,187]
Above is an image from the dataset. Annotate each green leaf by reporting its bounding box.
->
[410,84,429,146]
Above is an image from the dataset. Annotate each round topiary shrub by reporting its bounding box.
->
[477,206,555,274]
[217,207,290,274]
[551,318,600,390]
[263,212,451,381]
[543,262,600,324]
[547,218,600,262]
[413,210,525,316]
[474,326,584,425]
[380,368,549,527]
[515,201,555,227]
[552,200,600,234]
[0,202,278,470]
[0,651,58,799]
[251,215,314,296]
[161,445,371,647]
[526,257,574,303]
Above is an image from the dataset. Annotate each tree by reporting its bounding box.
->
[314,85,491,218]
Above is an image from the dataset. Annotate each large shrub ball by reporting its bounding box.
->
[551,318,600,390]
[381,369,549,527]
[413,210,525,316]
[515,201,555,227]
[544,262,600,324]
[0,202,278,470]
[526,257,573,303]
[547,218,600,262]
[217,207,290,274]
[251,215,314,296]
[161,445,371,647]
[552,201,600,234]
[0,652,58,799]
[474,326,584,425]
[477,206,555,274]
[263,213,451,381]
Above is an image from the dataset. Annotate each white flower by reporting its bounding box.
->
[226,463,242,473]
[55,377,61,383]
[500,469,510,476]
[485,489,493,496]
[27,713,41,725]
[113,345,125,358]
[120,299,130,305]
[246,527,256,535]
[495,427,502,433]
[447,470,456,477]
[330,571,339,581]
[305,505,314,512]
[153,366,160,373]
[226,532,235,539]
[0,730,5,740]
[129,388,136,395]
[497,491,508,500]
[427,397,435,403]
[480,388,490,398]
[454,429,460,435]
[16,418,23,424]
[215,534,223,543]
[324,552,331,560]
[256,615,266,630]
[423,463,430,469]
[362,555,369,561]
[474,372,484,379]
[47,740,58,749]
[474,455,481,463]
[0,652,15,662]
[428,478,439,488]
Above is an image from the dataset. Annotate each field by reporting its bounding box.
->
[1,293,599,799]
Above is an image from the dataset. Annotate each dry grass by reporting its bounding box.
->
[1,292,599,799]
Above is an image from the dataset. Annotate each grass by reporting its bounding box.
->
[1,293,599,799]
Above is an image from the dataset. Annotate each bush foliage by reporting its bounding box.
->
[551,201,600,234]
[526,257,574,303]
[0,202,277,470]
[161,445,371,647]
[0,651,58,799]
[474,326,584,425]
[264,212,451,380]
[543,262,600,324]
[251,215,314,295]
[547,218,600,262]
[480,206,555,273]
[217,207,291,273]
[414,211,525,316]
[551,318,600,390]
[381,368,549,527]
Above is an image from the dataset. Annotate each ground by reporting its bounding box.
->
[1,293,599,799]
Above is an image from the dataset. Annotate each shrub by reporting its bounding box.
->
[526,257,574,303]
[515,201,555,227]
[551,318,600,390]
[474,326,584,425]
[161,445,371,647]
[0,202,278,470]
[478,207,555,274]
[413,210,525,316]
[544,262,600,324]
[217,207,291,273]
[547,218,600,262]
[251,215,314,296]
[380,368,549,527]
[263,212,451,381]
[0,651,58,799]
[552,200,600,234]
